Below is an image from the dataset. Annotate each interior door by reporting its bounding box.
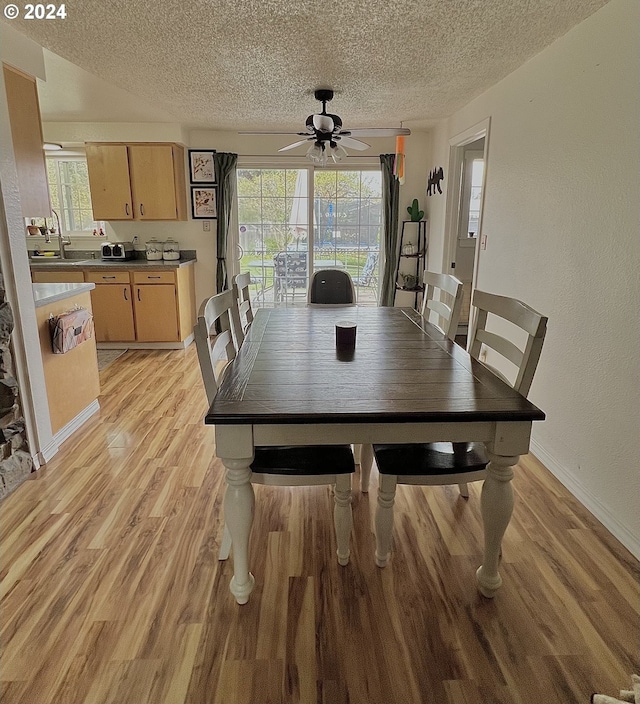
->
[454,143,484,327]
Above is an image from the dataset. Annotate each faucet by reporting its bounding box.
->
[50,209,71,259]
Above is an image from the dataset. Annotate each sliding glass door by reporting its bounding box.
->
[237,166,381,306]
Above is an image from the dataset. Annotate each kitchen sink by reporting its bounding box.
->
[29,257,96,265]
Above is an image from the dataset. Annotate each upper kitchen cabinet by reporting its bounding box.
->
[84,144,132,220]
[3,63,51,218]
[85,143,187,221]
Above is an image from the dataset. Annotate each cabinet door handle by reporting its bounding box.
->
[139,203,144,216]
[137,288,141,301]
[102,275,116,280]
[123,287,128,301]
[148,276,161,279]
[125,203,130,216]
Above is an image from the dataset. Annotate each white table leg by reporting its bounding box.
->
[218,522,232,560]
[333,474,353,566]
[374,474,397,567]
[359,443,373,492]
[223,458,255,605]
[476,450,518,598]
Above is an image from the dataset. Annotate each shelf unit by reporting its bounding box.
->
[394,220,428,308]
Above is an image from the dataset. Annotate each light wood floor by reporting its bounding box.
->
[1,345,638,704]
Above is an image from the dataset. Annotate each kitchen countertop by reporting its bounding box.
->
[29,251,197,270]
[33,282,96,308]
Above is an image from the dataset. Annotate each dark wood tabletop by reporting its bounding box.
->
[206,307,545,426]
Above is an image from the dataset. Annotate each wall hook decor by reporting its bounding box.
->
[427,167,444,195]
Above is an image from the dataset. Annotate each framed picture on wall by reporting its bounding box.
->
[188,149,216,183]
[191,186,217,219]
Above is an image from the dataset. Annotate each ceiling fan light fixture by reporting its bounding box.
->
[329,141,348,163]
[307,141,328,166]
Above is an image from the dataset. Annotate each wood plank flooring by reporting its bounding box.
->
[1,345,638,704]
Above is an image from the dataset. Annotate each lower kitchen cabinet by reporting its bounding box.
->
[85,273,136,342]
[133,284,178,342]
[31,263,196,346]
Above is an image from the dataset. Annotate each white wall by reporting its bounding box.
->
[0,21,45,79]
[428,0,640,556]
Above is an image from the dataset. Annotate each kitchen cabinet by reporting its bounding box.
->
[131,269,194,343]
[3,63,51,218]
[30,262,196,346]
[85,272,136,342]
[85,143,187,221]
[134,284,178,341]
[83,144,132,220]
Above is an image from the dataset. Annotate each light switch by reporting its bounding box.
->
[480,234,487,250]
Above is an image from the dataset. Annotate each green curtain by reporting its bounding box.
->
[379,154,400,306]
[214,152,238,293]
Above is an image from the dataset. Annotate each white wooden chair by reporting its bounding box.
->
[371,289,547,567]
[359,272,464,493]
[421,271,464,340]
[194,290,354,566]
[308,269,356,307]
[232,271,254,347]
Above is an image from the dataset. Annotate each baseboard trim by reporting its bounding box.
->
[97,335,193,350]
[530,438,640,559]
[53,400,101,449]
[35,438,59,466]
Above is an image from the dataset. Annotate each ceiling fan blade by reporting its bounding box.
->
[238,131,309,136]
[344,127,411,138]
[337,136,370,151]
[278,138,313,152]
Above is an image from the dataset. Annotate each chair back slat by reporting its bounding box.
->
[468,290,547,395]
[420,272,464,340]
[474,329,524,368]
[425,299,452,323]
[233,271,254,347]
[194,289,240,404]
[472,290,546,337]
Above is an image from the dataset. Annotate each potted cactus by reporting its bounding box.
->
[407,199,424,222]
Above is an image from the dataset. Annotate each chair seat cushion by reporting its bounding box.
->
[372,442,488,476]
[252,445,355,475]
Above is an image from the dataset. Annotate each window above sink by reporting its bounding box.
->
[25,153,105,241]
[46,155,105,235]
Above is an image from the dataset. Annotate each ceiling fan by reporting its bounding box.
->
[239,89,410,165]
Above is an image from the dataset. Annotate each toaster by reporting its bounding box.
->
[101,242,134,260]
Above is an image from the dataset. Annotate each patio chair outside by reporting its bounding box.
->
[353,251,379,288]
[274,251,308,303]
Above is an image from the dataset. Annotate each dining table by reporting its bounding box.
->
[205,306,545,605]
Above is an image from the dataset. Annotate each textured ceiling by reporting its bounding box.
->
[5,0,610,130]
